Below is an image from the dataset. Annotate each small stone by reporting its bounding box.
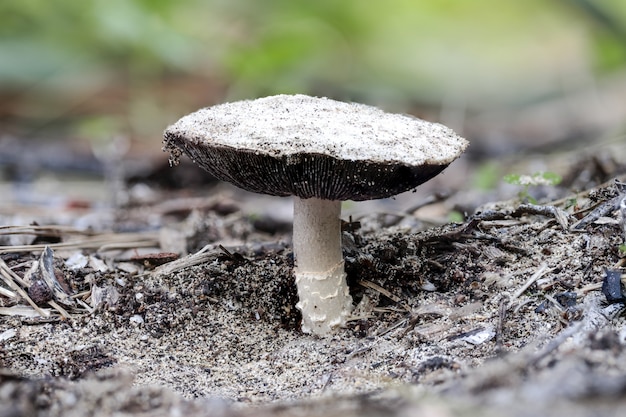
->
[28,280,53,305]
[602,269,625,304]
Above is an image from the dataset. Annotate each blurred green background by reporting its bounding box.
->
[1,0,625,155]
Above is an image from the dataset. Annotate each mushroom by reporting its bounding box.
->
[163,94,468,336]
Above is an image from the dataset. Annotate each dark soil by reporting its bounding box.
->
[2,150,626,417]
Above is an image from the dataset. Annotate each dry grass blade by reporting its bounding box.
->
[0,245,97,318]
[0,225,97,237]
[512,263,553,300]
[0,230,160,254]
[48,300,70,319]
[0,258,50,317]
[357,279,406,307]
[150,244,221,277]
[0,286,16,298]
[0,306,51,318]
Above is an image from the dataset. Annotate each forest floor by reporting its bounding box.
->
[1,141,626,417]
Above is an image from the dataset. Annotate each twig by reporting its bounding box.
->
[150,244,221,277]
[512,263,552,300]
[48,300,71,319]
[374,316,411,337]
[570,195,624,230]
[495,295,509,353]
[527,321,583,367]
[376,304,445,338]
[475,204,570,230]
[545,174,626,208]
[579,282,603,294]
[357,279,406,308]
[345,342,377,360]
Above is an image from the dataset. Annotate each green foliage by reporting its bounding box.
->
[503,172,562,187]
[564,198,578,210]
[2,0,626,139]
[2,0,625,101]
[0,0,207,83]
[448,211,465,224]
[577,0,626,73]
[472,162,501,191]
[503,172,562,204]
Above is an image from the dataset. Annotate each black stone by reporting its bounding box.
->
[601,269,625,304]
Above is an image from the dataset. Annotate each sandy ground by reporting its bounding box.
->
[2,151,626,416]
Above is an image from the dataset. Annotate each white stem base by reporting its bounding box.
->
[295,261,353,335]
[292,197,353,335]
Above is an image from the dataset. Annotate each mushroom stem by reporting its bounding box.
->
[292,197,353,335]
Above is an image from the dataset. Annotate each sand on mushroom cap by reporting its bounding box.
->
[164,95,469,202]
[163,94,469,336]
[165,94,466,167]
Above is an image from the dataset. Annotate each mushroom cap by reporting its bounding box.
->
[163,94,468,201]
